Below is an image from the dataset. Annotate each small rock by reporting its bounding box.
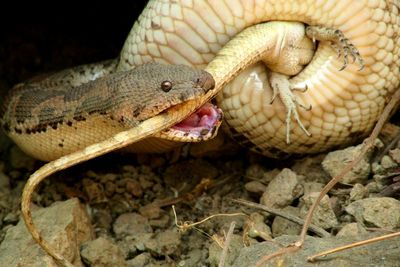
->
[299,192,338,229]
[0,171,10,190]
[117,233,153,257]
[345,197,400,229]
[108,196,134,215]
[125,178,143,197]
[232,235,400,267]
[380,155,398,169]
[336,223,367,237]
[104,180,116,197]
[244,181,267,196]
[208,234,243,266]
[149,214,170,228]
[178,248,205,266]
[99,173,118,183]
[245,164,266,181]
[163,159,218,193]
[127,252,152,267]
[246,213,272,240]
[349,183,368,201]
[190,132,240,157]
[262,169,281,183]
[92,209,113,231]
[81,237,127,267]
[139,203,162,219]
[144,229,181,255]
[121,165,138,175]
[0,198,93,267]
[292,155,330,183]
[260,168,303,209]
[82,178,107,204]
[389,148,400,164]
[302,182,324,196]
[365,181,380,194]
[322,143,374,184]
[271,206,302,237]
[113,213,153,238]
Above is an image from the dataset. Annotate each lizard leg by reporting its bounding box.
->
[305,26,365,71]
[267,25,364,144]
[269,72,312,144]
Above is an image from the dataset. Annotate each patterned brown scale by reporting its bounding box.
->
[1,62,215,161]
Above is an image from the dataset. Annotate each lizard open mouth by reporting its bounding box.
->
[166,103,223,141]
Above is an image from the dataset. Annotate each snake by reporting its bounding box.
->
[1,0,398,265]
[119,0,400,158]
[2,0,400,161]
[1,62,218,161]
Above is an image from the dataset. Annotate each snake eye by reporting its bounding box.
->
[161,80,172,92]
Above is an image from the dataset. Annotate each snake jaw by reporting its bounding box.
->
[162,103,223,142]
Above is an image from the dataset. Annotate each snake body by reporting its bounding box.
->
[1,63,215,161]
[2,0,400,160]
[9,1,400,265]
[120,0,400,157]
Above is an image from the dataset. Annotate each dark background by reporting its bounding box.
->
[0,1,148,86]
[0,0,149,156]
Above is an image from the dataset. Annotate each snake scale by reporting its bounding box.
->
[1,1,398,266]
[119,0,400,157]
[2,0,400,161]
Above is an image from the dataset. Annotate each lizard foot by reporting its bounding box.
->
[269,72,312,144]
[305,26,365,71]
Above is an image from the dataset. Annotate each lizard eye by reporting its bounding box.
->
[161,80,172,92]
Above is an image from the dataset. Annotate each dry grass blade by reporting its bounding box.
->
[307,231,400,261]
[255,88,400,266]
[218,221,236,267]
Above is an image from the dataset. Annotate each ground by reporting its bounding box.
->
[1,1,400,267]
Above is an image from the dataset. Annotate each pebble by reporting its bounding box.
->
[246,213,272,240]
[113,213,153,238]
[81,237,127,267]
[336,222,367,237]
[292,155,330,183]
[127,252,152,267]
[208,234,243,266]
[260,168,303,209]
[299,192,338,229]
[322,143,373,184]
[345,197,400,229]
[389,148,400,164]
[380,155,398,169]
[232,235,400,267]
[0,198,93,266]
[271,206,302,237]
[349,183,368,201]
[244,180,267,196]
[144,229,181,255]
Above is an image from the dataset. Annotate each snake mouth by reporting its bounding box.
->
[163,103,223,141]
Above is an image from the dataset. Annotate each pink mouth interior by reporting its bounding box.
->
[172,103,221,132]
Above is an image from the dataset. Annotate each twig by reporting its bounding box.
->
[232,198,330,238]
[172,205,247,233]
[219,221,236,267]
[307,231,400,261]
[255,84,400,266]
[299,87,400,245]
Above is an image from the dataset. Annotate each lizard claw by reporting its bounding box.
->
[269,73,311,144]
[306,26,365,71]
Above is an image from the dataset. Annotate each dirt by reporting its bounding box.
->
[1,1,400,267]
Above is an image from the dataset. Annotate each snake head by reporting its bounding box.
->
[111,62,216,125]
